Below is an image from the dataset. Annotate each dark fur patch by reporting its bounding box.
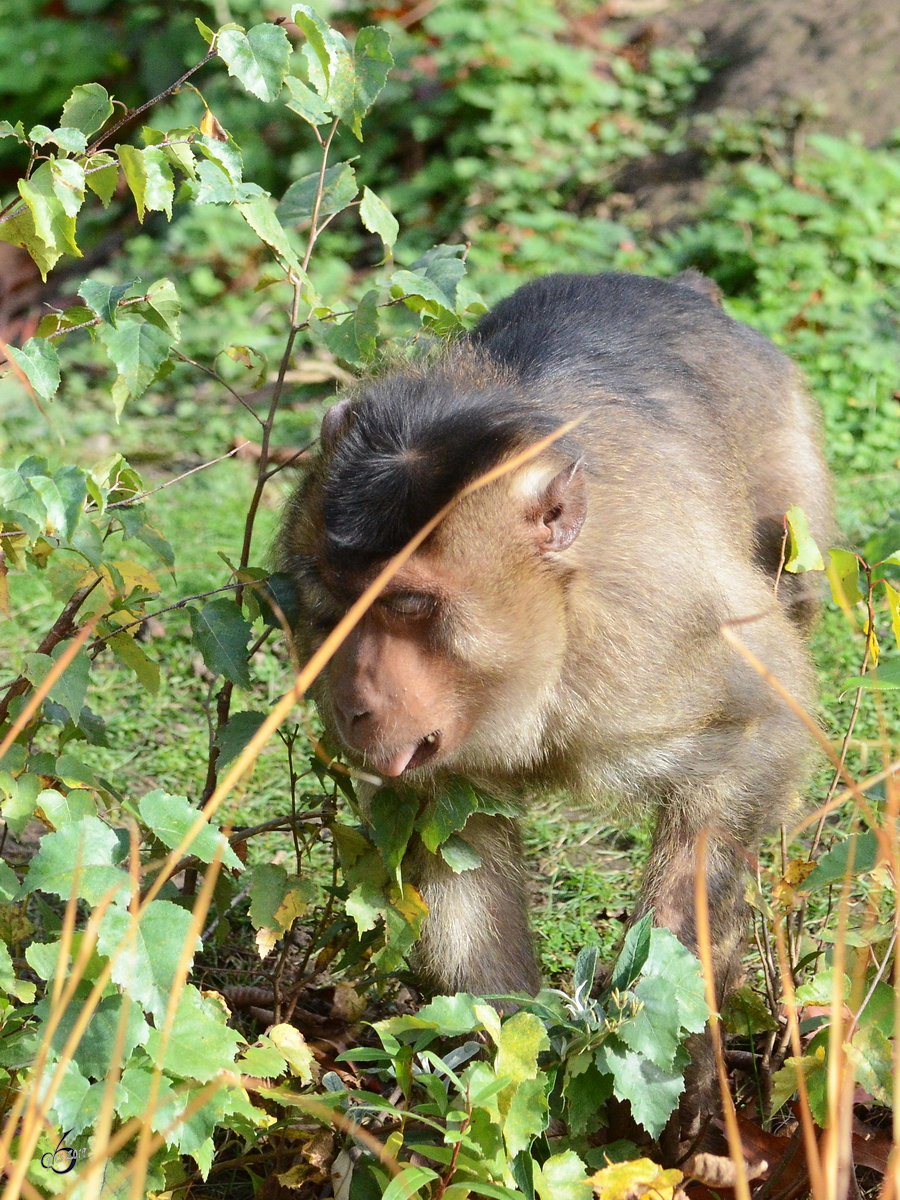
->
[322,366,562,564]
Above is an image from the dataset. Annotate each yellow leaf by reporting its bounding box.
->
[784,506,825,573]
[826,548,862,623]
[392,881,429,926]
[883,581,900,652]
[268,1023,318,1082]
[0,556,10,618]
[273,887,309,930]
[255,926,278,959]
[200,107,228,141]
[589,1157,683,1200]
[773,859,816,907]
[111,559,160,595]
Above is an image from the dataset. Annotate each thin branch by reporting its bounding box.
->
[171,350,264,425]
[106,443,251,509]
[0,580,100,725]
[85,49,217,156]
[89,581,250,649]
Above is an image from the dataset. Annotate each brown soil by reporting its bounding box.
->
[651,0,900,146]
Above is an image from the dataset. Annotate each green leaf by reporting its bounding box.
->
[367,787,418,879]
[0,204,62,278]
[596,1040,685,1138]
[117,144,174,222]
[116,1062,182,1138]
[24,644,91,721]
[381,1166,440,1200]
[78,278,136,326]
[784,504,825,573]
[284,75,331,126]
[276,163,358,226]
[217,23,291,102]
[29,125,87,154]
[411,993,481,1036]
[534,1151,592,1200]
[439,833,481,873]
[853,1023,893,1105]
[139,789,242,870]
[573,945,598,1000]
[24,816,130,906]
[0,120,24,141]
[318,287,378,366]
[345,878,386,933]
[804,830,879,890]
[417,778,480,853]
[36,787,96,826]
[563,1061,613,1135]
[84,153,119,208]
[216,711,268,767]
[291,5,342,92]
[99,318,173,417]
[1,773,41,836]
[721,985,779,1035]
[619,929,708,1069]
[97,899,198,1022]
[291,11,391,137]
[248,863,312,933]
[0,941,35,1003]
[189,597,252,688]
[237,194,304,276]
[770,1049,827,1121]
[409,244,466,307]
[143,126,198,180]
[146,984,243,1081]
[0,861,20,903]
[360,186,399,255]
[145,278,181,336]
[236,1037,288,1078]
[5,337,59,400]
[108,630,160,695]
[390,268,456,312]
[44,1059,94,1137]
[503,1075,548,1159]
[844,660,900,691]
[61,83,113,137]
[39,988,149,1081]
[609,913,652,992]
[18,160,83,257]
[54,753,99,789]
[346,26,393,139]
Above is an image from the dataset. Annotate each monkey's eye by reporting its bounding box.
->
[382,591,436,618]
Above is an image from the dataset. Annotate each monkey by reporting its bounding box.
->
[277,270,833,1129]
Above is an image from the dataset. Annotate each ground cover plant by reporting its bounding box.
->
[0,3,897,1198]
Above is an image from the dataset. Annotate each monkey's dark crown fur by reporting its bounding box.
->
[321,364,561,565]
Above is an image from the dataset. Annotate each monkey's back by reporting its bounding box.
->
[471,272,834,624]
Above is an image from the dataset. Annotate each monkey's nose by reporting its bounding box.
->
[333,697,372,729]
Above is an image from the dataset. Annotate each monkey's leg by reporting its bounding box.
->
[408,813,541,996]
[639,800,749,1001]
[636,767,794,1152]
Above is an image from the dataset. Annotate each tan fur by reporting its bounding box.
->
[278,291,833,1019]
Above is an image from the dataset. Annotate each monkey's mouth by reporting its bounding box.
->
[375,730,441,777]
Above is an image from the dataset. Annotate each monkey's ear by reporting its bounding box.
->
[320,398,353,448]
[529,459,587,552]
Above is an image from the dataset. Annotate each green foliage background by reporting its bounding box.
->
[0,0,898,1195]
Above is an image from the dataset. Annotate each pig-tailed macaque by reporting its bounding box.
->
[278,270,832,1116]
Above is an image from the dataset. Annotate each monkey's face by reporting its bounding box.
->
[285,456,588,782]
